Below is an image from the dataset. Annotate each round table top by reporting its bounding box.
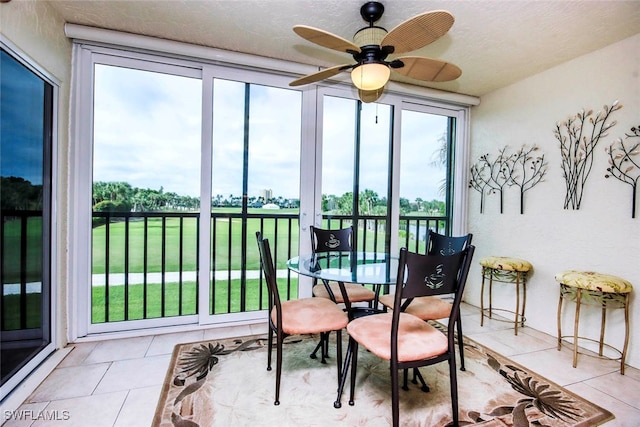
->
[287,251,399,286]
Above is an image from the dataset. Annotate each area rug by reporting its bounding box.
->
[152,331,613,427]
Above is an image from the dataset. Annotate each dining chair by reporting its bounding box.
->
[378,230,472,391]
[308,225,376,361]
[346,245,475,427]
[255,232,349,405]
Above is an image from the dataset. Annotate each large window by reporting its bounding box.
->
[91,63,202,324]
[0,45,55,399]
[321,95,392,251]
[209,79,301,317]
[70,40,469,336]
[399,107,456,252]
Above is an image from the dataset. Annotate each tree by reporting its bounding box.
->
[338,192,354,214]
[1,177,42,211]
[399,197,411,215]
[359,189,379,215]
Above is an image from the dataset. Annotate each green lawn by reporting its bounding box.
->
[91,278,298,322]
[92,210,300,274]
[2,293,42,330]
[88,210,426,323]
[3,209,427,326]
[2,217,44,283]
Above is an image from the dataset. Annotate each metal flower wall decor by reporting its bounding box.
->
[469,145,548,214]
[605,122,640,218]
[554,101,622,210]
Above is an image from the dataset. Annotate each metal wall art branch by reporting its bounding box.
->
[509,145,548,214]
[469,145,547,214]
[554,101,622,210]
[605,122,640,218]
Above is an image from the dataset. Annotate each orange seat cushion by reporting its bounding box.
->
[347,312,448,362]
[272,298,349,336]
[378,294,452,320]
[313,282,376,303]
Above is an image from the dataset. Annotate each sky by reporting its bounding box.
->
[1,50,46,186]
[92,64,447,203]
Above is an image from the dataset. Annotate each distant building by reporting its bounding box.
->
[260,189,272,202]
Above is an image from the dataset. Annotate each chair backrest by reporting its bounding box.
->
[256,232,282,327]
[310,225,353,254]
[393,245,475,342]
[426,230,473,256]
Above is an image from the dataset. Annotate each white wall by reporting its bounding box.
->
[468,33,640,369]
[1,0,72,349]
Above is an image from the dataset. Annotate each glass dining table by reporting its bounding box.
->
[287,250,400,408]
[287,251,398,307]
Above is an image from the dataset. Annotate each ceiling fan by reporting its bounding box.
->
[289,1,461,102]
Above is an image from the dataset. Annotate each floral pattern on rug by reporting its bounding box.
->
[153,334,613,427]
[458,343,583,426]
[163,338,267,426]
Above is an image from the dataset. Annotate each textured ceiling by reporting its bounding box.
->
[46,0,640,97]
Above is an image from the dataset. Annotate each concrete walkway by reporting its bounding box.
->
[90,270,291,286]
[3,270,292,294]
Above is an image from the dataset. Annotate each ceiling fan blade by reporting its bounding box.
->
[381,10,454,54]
[358,88,384,103]
[393,56,461,82]
[289,64,352,87]
[293,25,361,54]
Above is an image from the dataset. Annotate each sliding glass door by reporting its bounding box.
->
[0,46,55,399]
[320,94,392,252]
[88,58,202,333]
[84,52,302,330]
[72,43,468,335]
[398,105,459,252]
[318,91,463,257]
[203,76,302,323]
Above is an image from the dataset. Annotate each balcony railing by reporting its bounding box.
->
[1,210,45,332]
[2,210,447,326]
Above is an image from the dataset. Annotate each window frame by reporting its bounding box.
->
[0,36,59,401]
[68,36,471,339]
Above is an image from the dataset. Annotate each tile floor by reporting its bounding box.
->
[3,303,640,426]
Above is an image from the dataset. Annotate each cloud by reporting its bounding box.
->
[92,65,448,204]
[93,65,202,196]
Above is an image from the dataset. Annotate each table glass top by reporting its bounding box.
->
[287,251,398,285]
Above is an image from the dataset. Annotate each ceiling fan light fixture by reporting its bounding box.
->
[290,2,461,91]
[351,62,390,91]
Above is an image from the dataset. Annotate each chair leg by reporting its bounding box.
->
[274,331,283,406]
[391,363,400,427]
[309,334,322,359]
[457,319,466,371]
[335,330,342,387]
[348,340,359,406]
[335,337,353,408]
[310,332,329,363]
[267,327,273,371]
[410,368,430,392]
[449,357,459,426]
[323,331,330,362]
[402,368,409,390]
